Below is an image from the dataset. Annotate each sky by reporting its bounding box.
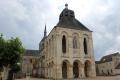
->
[0,0,120,60]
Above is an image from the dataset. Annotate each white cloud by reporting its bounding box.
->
[0,0,28,20]
[116,36,120,44]
[0,0,120,60]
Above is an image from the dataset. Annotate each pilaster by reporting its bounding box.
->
[68,65,73,79]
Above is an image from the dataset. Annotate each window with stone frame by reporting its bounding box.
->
[62,35,66,53]
[73,36,78,49]
[83,38,88,54]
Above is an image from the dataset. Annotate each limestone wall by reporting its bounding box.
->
[42,27,96,79]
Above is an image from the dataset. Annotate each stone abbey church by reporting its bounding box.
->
[39,4,96,79]
[22,4,96,79]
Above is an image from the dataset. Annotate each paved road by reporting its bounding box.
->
[15,75,120,80]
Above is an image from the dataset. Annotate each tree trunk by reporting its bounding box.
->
[7,70,13,80]
[3,66,9,80]
[0,72,2,80]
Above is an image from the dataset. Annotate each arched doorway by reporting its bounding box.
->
[84,60,91,77]
[73,62,79,78]
[62,61,67,78]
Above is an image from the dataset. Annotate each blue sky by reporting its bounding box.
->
[0,0,120,60]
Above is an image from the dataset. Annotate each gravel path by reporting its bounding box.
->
[15,75,120,80]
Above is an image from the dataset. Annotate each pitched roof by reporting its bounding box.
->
[95,61,100,64]
[56,6,91,31]
[24,49,39,56]
[100,52,120,63]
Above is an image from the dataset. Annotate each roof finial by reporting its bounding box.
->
[65,3,68,9]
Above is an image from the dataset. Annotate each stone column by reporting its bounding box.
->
[51,67,52,78]
[50,67,51,78]
[49,67,51,78]
[51,64,55,78]
[79,65,82,78]
[56,64,62,79]
[50,66,52,78]
[45,68,48,78]
[48,66,50,78]
[55,33,62,79]
[80,64,85,78]
[68,65,73,79]
[90,63,96,77]
[53,64,57,79]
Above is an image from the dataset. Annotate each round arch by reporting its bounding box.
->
[61,31,68,36]
[73,60,82,67]
[72,32,79,37]
[62,60,70,79]
[73,60,82,78]
[84,60,91,77]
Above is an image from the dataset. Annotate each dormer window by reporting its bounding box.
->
[70,15,74,17]
[65,12,68,16]
[60,14,63,17]
[70,12,73,15]
[65,13,68,16]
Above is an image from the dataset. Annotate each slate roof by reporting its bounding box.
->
[100,52,119,63]
[56,7,91,31]
[24,49,39,56]
[41,37,46,42]
[95,61,101,64]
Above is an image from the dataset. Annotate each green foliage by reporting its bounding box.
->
[11,63,21,73]
[0,33,25,72]
[0,34,5,71]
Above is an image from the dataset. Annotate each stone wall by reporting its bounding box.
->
[41,27,96,79]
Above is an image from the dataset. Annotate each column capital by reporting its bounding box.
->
[80,63,84,68]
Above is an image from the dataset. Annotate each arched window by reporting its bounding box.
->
[73,37,77,49]
[62,35,66,53]
[84,38,88,54]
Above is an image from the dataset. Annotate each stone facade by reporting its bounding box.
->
[96,52,120,76]
[21,50,40,77]
[39,4,96,79]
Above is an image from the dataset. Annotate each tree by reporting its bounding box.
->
[0,34,4,79]
[0,34,5,72]
[0,34,24,80]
